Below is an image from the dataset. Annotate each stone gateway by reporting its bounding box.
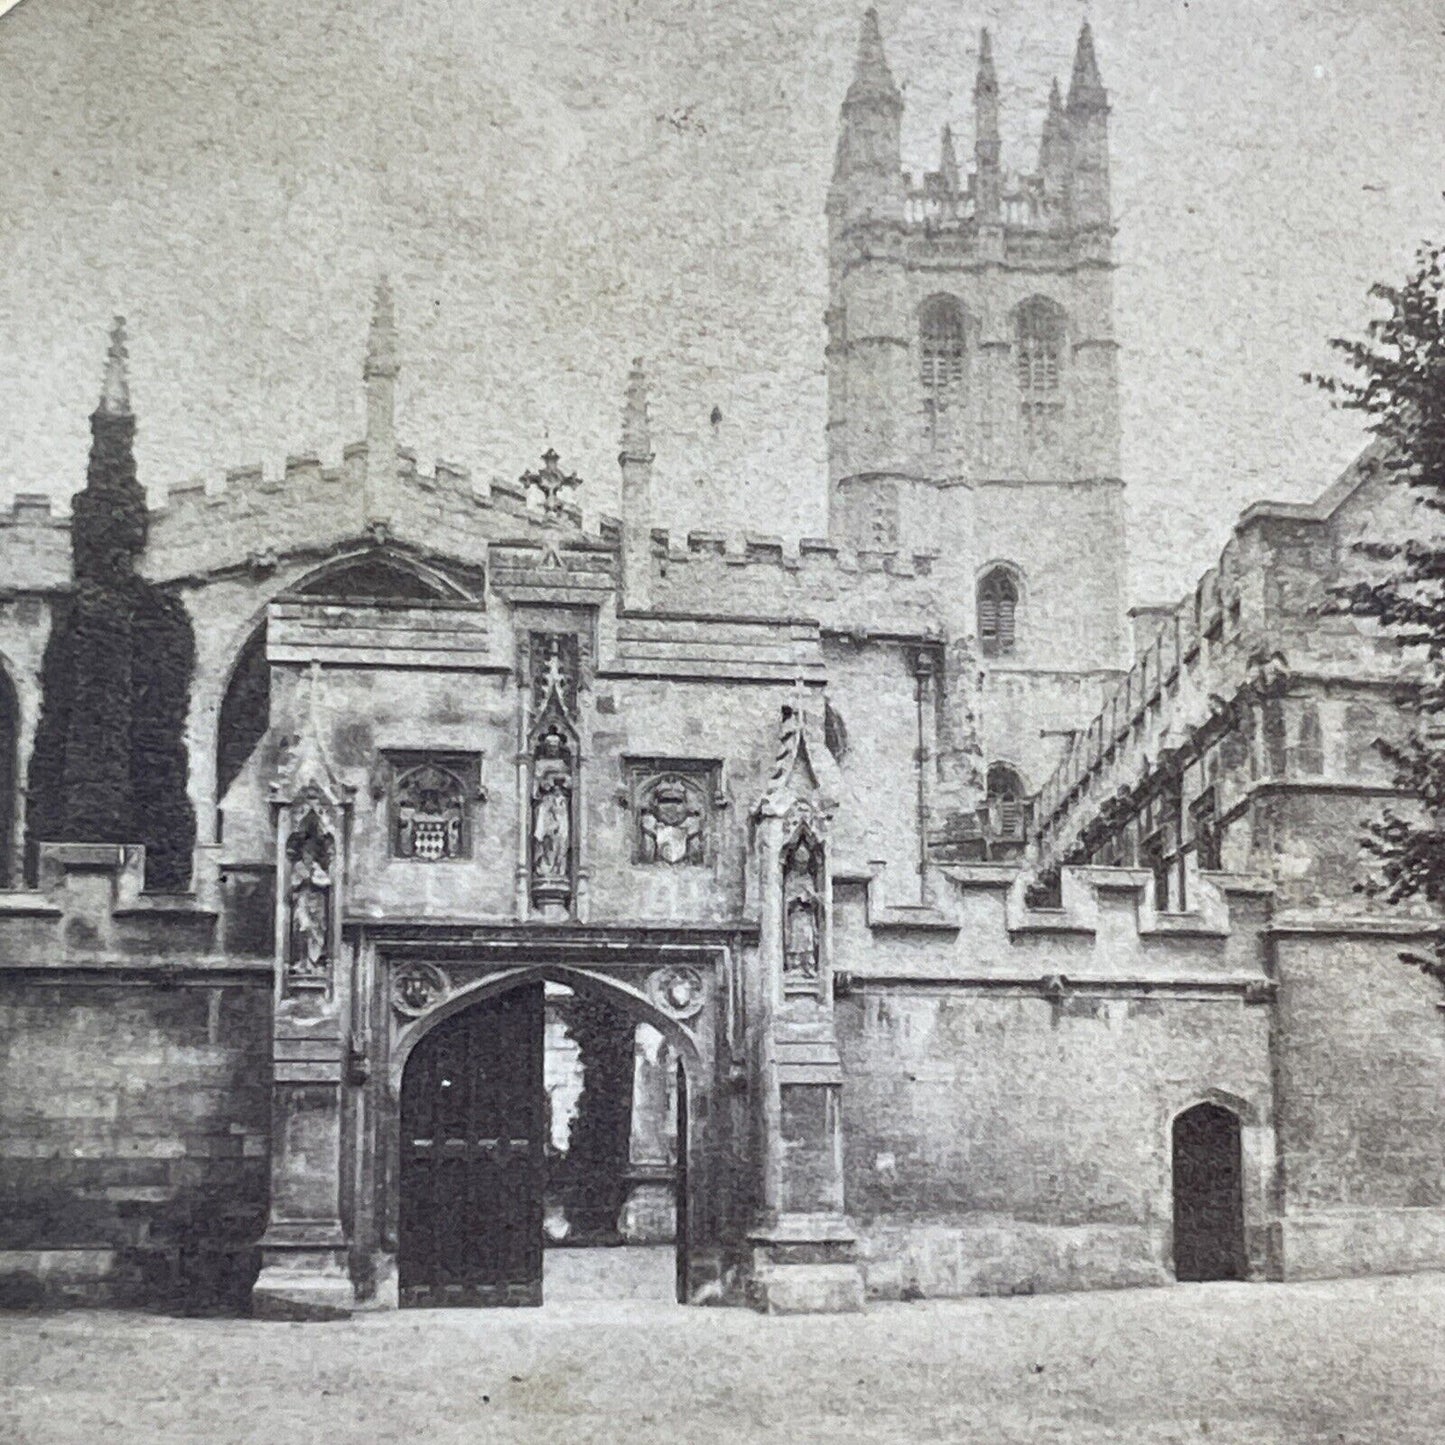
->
[0,15,1443,1317]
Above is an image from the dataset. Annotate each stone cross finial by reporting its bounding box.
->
[97,316,131,417]
[620,358,653,462]
[521,449,582,516]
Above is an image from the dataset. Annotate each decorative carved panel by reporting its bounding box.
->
[385,752,482,861]
[627,760,719,867]
[391,961,451,1018]
[648,964,705,1019]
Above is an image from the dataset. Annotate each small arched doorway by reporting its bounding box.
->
[1171,1102,1245,1282]
[396,971,697,1308]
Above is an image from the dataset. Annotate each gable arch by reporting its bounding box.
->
[286,548,475,602]
[388,963,705,1099]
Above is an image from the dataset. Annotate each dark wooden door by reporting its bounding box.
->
[399,984,545,1307]
[1172,1103,1245,1282]
[674,1058,689,1304]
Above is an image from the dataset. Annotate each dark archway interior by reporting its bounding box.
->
[295,556,446,601]
[1172,1102,1245,1282]
[0,668,16,887]
[397,977,685,1308]
[216,627,270,824]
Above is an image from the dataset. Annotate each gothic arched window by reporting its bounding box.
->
[1015,297,1066,445]
[977,568,1019,658]
[986,763,1029,844]
[919,295,967,446]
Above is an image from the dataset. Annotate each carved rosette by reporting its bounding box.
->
[648,964,706,1020]
[391,962,451,1018]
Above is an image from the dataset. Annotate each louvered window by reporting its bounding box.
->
[978,569,1019,658]
[920,296,966,447]
[986,764,1029,843]
[1016,299,1066,446]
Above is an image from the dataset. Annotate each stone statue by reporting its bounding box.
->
[286,817,333,983]
[533,773,571,879]
[783,836,821,980]
[532,726,573,885]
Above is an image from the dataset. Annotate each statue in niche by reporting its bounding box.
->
[782,832,822,982]
[285,811,334,987]
[532,725,573,890]
[638,774,705,866]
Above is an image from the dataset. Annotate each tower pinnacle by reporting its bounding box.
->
[1067,21,1107,112]
[620,357,653,462]
[939,124,960,191]
[845,8,900,109]
[365,276,399,381]
[974,29,1001,221]
[97,316,131,418]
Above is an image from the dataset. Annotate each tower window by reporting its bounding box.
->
[985,764,1029,846]
[919,296,966,446]
[978,568,1019,658]
[1015,298,1066,445]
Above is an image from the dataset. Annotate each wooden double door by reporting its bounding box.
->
[399,985,545,1307]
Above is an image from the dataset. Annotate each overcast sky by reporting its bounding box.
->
[1,0,1442,602]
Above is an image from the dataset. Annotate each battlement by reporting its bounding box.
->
[1034,448,1404,857]
[0,492,75,593]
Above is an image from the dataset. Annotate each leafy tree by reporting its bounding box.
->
[1310,238,1445,980]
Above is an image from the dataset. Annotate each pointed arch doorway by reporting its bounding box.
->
[394,966,701,1308]
[1171,1102,1246,1282]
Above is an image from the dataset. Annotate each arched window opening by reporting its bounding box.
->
[216,627,271,823]
[978,569,1019,658]
[920,296,966,447]
[1172,1102,1246,1282]
[295,555,449,602]
[986,763,1029,844]
[1015,298,1066,446]
[823,701,849,764]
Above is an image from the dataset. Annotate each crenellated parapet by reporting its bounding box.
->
[0,494,71,594]
[1035,446,1416,872]
[643,527,948,634]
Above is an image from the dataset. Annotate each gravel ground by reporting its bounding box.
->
[2,1272,1443,1444]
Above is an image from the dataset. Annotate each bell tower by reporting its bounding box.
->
[826,15,1129,820]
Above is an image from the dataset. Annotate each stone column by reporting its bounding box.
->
[618,1025,677,1243]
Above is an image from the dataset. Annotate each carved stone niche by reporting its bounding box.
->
[626,760,721,867]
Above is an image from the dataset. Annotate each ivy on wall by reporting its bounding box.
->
[25,374,196,891]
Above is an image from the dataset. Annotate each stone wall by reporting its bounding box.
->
[0,974,270,1307]
[1272,930,1445,1278]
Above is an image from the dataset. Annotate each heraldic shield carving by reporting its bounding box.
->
[628,760,718,867]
